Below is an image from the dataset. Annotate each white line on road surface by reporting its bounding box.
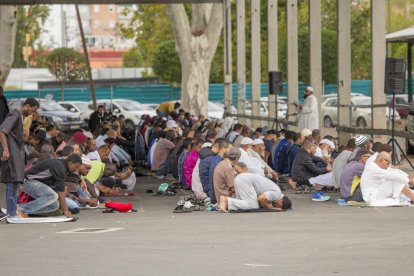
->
[245,264,272,267]
[57,228,124,234]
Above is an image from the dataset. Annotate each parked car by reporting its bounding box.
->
[243,98,287,128]
[208,101,238,120]
[58,101,94,124]
[386,94,409,119]
[321,96,398,128]
[321,92,365,102]
[8,98,83,131]
[95,99,157,129]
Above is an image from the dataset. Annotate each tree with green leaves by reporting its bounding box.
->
[13,5,50,68]
[118,5,173,67]
[123,47,144,68]
[46,48,87,101]
[152,40,181,84]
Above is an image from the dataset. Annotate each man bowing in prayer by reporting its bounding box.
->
[295,86,318,132]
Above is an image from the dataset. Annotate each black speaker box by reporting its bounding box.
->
[384,58,406,94]
[269,71,283,95]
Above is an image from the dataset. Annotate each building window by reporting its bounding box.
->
[95,20,100,28]
[108,21,115,28]
[108,5,115,13]
[94,5,100,13]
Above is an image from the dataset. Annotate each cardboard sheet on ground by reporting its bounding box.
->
[79,205,106,210]
[101,192,136,197]
[229,208,284,213]
[7,216,76,224]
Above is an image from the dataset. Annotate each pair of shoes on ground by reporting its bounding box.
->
[295,185,314,194]
[0,211,9,222]
[173,197,203,213]
[312,191,331,202]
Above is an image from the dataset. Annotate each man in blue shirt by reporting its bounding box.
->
[273,131,295,175]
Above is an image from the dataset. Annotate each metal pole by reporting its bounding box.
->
[237,0,246,124]
[286,0,298,131]
[75,4,97,110]
[223,0,232,112]
[110,85,113,111]
[25,39,29,69]
[268,0,278,128]
[251,0,261,128]
[391,94,396,165]
[408,43,413,103]
[387,0,391,57]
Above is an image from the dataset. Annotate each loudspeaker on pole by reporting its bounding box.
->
[269,71,283,95]
[384,58,406,94]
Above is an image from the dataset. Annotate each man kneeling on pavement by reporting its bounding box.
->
[17,154,82,218]
[219,163,291,212]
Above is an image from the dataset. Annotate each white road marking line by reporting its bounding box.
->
[245,264,272,267]
[57,228,124,234]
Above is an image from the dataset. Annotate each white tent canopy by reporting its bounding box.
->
[386,26,414,43]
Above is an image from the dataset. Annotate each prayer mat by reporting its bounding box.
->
[7,216,76,224]
[101,192,136,197]
[337,199,367,207]
[229,208,285,213]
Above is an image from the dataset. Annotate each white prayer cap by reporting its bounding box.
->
[81,156,92,166]
[166,120,178,128]
[319,139,335,150]
[252,138,264,146]
[240,137,254,145]
[306,86,314,92]
[300,128,312,137]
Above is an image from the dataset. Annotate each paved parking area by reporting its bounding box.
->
[1,174,414,276]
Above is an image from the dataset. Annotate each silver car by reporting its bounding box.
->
[322,96,397,128]
[58,101,94,124]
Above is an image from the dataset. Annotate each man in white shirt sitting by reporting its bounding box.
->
[248,138,278,181]
[238,137,265,176]
[360,152,414,206]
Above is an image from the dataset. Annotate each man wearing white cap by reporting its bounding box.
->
[238,137,265,176]
[249,138,279,180]
[295,86,319,131]
[300,128,312,139]
[316,139,335,161]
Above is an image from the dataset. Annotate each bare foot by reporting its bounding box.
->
[219,196,228,213]
[288,178,297,189]
[16,209,28,218]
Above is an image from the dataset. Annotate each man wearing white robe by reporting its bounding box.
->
[248,139,278,180]
[360,152,414,206]
[238,137,265,176]
[296,86,318,132]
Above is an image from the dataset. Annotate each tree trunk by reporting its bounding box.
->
[181,37,213,116]
[166,3,223,116]
[0,6,17,86]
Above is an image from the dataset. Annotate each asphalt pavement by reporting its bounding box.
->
[1,171,414,276]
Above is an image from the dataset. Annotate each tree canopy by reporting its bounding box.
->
[123,47,144,68]
[118,0,414,85]
[46,48,87,82]
[13,5,50,68]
